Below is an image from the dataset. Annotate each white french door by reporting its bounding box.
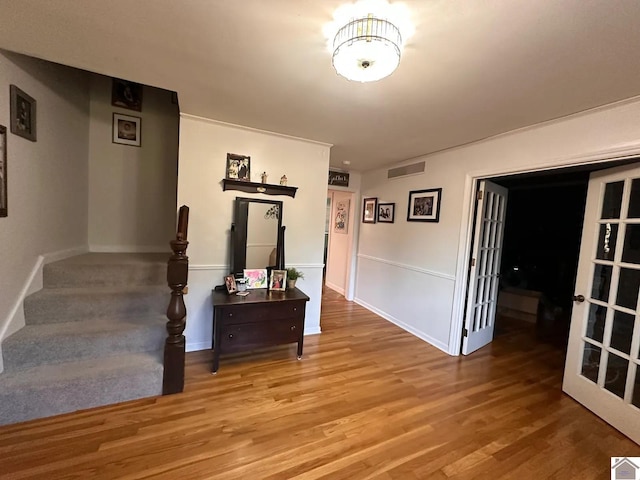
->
[563,163,640,443]
[462,180,508,355]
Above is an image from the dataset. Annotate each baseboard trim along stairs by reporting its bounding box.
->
[0,253,168,426]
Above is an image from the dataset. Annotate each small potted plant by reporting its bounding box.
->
[286,267,304,290]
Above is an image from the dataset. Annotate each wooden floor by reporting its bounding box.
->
[1,290,638,479]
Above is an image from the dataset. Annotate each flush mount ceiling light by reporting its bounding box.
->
[325,1,413,83]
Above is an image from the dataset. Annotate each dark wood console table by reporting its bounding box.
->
[211,287,310,373]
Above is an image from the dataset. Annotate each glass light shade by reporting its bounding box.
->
[332,15,402,82]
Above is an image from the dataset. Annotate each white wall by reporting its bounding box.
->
[88,74,179,252]
[356,97,640,354]
[177,114,331,351]
[0,51,90,370]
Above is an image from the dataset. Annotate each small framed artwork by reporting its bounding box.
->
[362,197,378,223]
[334,199,350,234]
[377,203,395,223]
[111,78,143,111]
[407,188,442,222]
[244,268,268,289]
[112,113,142,147]
[10,85,37,142]
[269,269,287,291]
[224,275,237,294]
[0,125,7,217]
[226,153,251,181]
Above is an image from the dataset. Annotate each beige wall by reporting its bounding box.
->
[88,74,179,252]
[356,97,640,354]
[0,51,90,369]
[177,114,331,351]
[325,190,355,296]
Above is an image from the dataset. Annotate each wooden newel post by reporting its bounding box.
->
[163,206,189,395]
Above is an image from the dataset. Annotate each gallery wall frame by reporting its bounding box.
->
[362,197,378,223]
[112,113,142,147]
[10,85,36,142]
[407,188,442,222]
[111,78,143,111]
[377,202,395,223]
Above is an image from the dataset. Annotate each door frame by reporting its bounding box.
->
[448,146,640,356]
[326,189,358,301]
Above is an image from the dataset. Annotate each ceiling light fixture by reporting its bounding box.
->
[325,1,412,83]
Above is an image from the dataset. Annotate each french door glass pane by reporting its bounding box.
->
[604,352,628,399]
[616,268,640,310]
[622,224,640,264]
[586,304,606,343]
[581,343,601,384]
[591,265,612,302]
[596,223,618,261]
[602,181,624,219]
[610,310,635,355]
[628,178,640,218]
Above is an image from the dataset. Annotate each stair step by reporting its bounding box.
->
[24,286,167,324]
[0,351,163,426]
[44,253,168,288]
[2,315,166,371]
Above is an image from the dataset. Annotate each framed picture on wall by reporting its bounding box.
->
[112,113,142,147]
[362,197,377,223]
[334,199,350,234]
[377,203,395,223]
[407,188,442,222]
[10,85,37,142]
[0,125,7,217]
[111,78,143,111]
[226,153,251,181]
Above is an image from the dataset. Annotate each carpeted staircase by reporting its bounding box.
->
[0,253,169,426]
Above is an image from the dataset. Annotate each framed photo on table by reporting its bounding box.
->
[10,85,37,142]
[112,113,141,147]
[362,197,377,223]
[377,203,395,223]
[269,269,287,291]
[407,188,442,222]
[244,269,268,289]
[224,275,237,294]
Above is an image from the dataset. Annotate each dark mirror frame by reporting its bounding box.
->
[230,197,285,277]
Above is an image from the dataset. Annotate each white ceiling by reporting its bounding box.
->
[1,0,640,171]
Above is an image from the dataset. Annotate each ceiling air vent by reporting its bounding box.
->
[387,161,425,179]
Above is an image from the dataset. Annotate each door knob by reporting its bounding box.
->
[573,294,585,303]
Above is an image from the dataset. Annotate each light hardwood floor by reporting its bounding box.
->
[1,289,638,479]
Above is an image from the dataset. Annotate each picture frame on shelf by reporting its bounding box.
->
[0,125,7,217]
[111,78,143,111]
[269,269,287,291]
[226,153,251,182]
[112,113,141,147]
[407,188,442,222]
[10,85,37,142]
[377,202,395,223]
[224,275,237,294]
[244,268,268,289]
[362,197,377,223]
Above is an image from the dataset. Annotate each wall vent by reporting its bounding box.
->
[387,161,425,179]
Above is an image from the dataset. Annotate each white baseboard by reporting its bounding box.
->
[43,245,89,264]
[89,245,170,253]
[354,297,450,354]
[186,341,210,352]
[304,326,322,335]
[324,281,345,296]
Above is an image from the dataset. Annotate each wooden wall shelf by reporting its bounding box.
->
[222,179,298,198]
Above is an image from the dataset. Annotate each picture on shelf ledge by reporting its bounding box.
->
[377,202,395,223]
[112,113,141,147]
[269,269,287,291]
[111,78,143,111]
[226,153,251,181]
[244,268,268,289]
[224,275,237,294]
[10,85,37,142]
[407,188,442,222]
[362,197,378,223]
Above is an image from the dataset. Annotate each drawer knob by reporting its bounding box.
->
[290,325,296,331]
[293,307,297,312]
[228,334,234,339]
[228,313,233,317]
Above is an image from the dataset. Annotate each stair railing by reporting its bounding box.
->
[163,205,189,395]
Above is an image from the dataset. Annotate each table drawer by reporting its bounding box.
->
[217,301,305,324]
[220,318,302,352]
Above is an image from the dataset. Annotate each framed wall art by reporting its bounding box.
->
[226,153,251,181]
[334,199,350,234]
[111,78,143,111]
[362,197,377,223]
[377,203,395,223]
[244,268,268,289]
[10,85,37,142]
[0,125,7,217]
[112,113,142,147]
[407,188,442,222]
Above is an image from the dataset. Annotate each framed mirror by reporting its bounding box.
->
[231,197,284,276]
